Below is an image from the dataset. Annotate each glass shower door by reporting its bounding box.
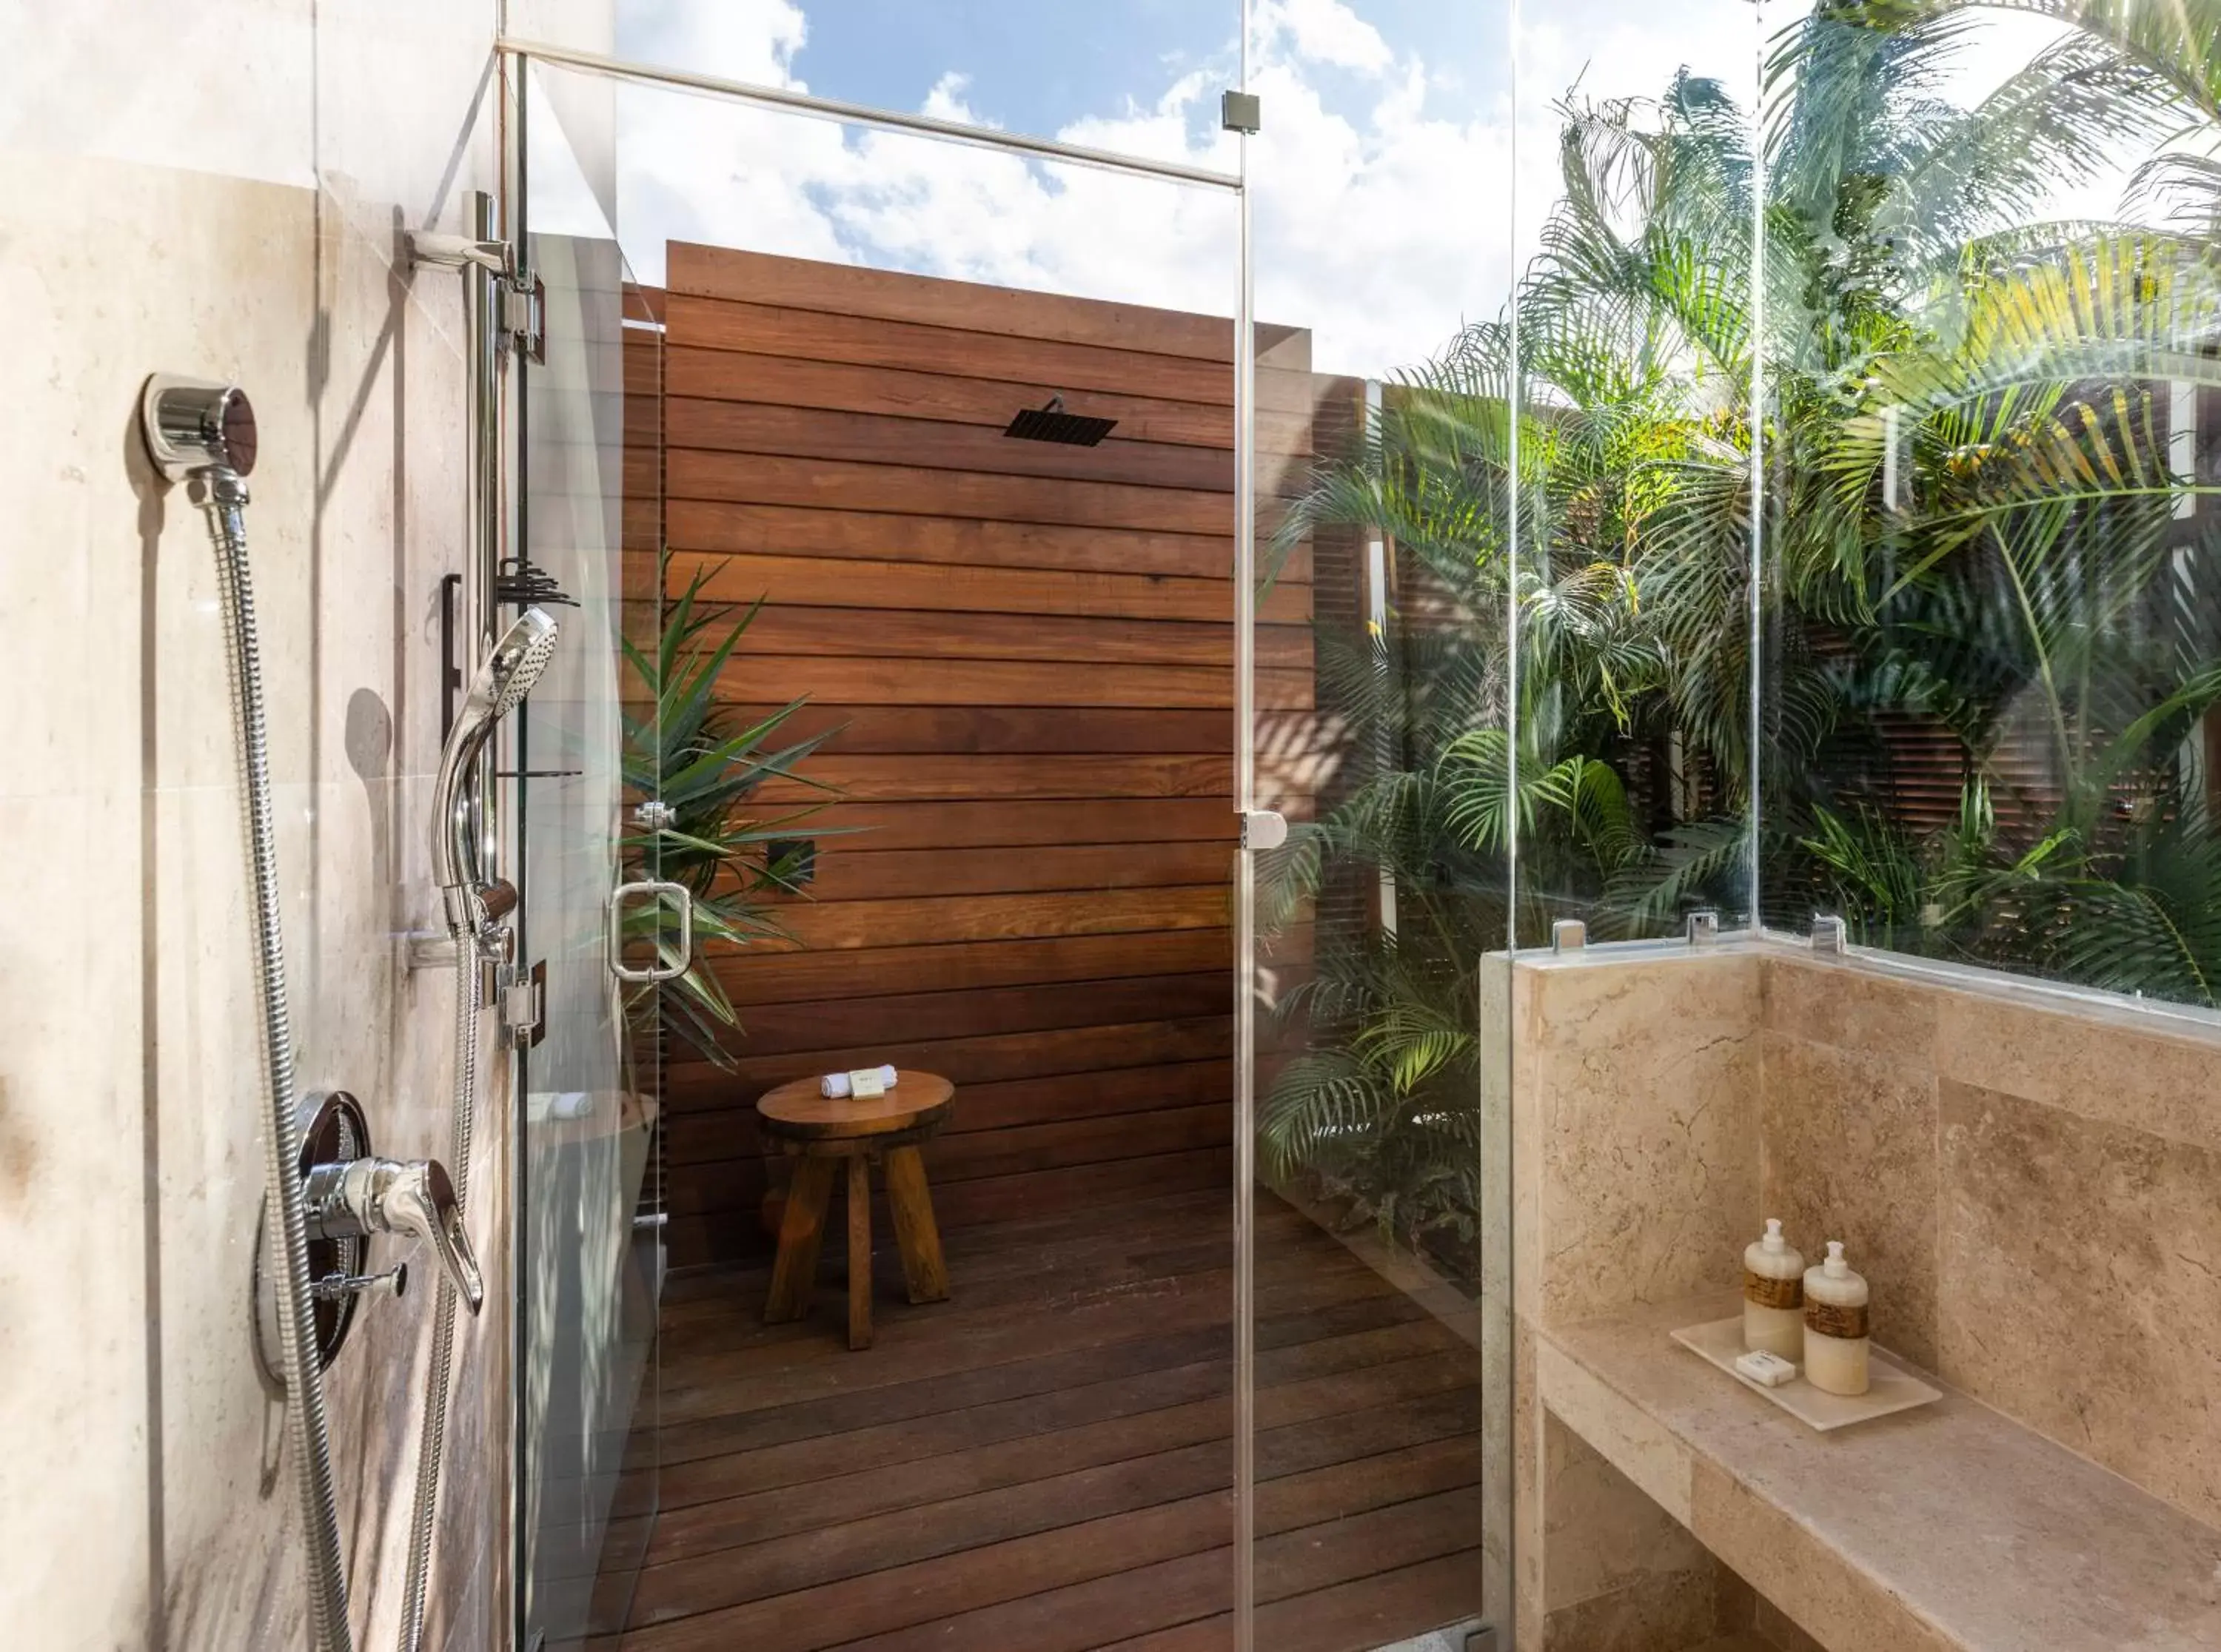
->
[1235,3,1514,1642]
[513,63,668,1651]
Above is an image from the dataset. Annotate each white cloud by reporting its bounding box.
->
[597,1,2077,380]
[1258,0,1396,77]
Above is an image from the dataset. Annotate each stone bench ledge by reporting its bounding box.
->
[1537,1293,2221,1652]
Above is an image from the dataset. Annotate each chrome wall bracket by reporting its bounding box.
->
[1551,918,1587,953]
[1687,909,1721,947]
[1811,914,1849,953]
[409,227,543,360]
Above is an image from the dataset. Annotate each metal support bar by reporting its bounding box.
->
[495,39,1242,192]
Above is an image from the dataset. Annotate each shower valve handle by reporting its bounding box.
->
[302,1155,485,1316]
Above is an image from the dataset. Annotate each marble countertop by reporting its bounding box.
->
[1538,1292,2221,1652]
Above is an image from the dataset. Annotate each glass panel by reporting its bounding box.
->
[1758,0,2221,1008]
[1509,0,1764,946]
[1244,1,1513,1643]
[528,55,1250,1650]
[537,1,1245,158]
[515,63,665,1650]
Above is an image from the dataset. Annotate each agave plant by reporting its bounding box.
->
[619,554,841,1069]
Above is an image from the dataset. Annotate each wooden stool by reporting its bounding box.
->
[756,1070,954,1350]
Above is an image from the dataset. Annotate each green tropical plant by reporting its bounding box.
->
[1259,0,2221,1248]
[620,557,841,1069]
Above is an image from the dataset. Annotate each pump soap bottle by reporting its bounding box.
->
[1742,1219,1805,1360]
[1803,1240,1871,1397]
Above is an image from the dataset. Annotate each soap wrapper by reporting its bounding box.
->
[1733,1349,1799,1389]
[820,1063,899,1100]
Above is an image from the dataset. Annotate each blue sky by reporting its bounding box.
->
[592,1,1763,375]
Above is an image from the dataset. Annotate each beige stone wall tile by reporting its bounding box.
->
[1933,987,2221,1157]
[1937,1079,2221,1526]
[1524,955,1762,1325]
[1753,1596,1828,1652]
[1687,1461,1960,1652]
[1540,1410,1709,1614]
[1758,1032,1940,1368]
[1541,1566,1718,1652]
[1763,955,1938,1064]
[1515,1317,1545,1652]
[1538,1340,1695,1528]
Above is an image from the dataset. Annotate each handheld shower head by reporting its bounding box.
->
[463,605,561,725]
[432,606,560,940]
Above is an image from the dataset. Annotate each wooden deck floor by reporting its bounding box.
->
[584,1187,1485,1651]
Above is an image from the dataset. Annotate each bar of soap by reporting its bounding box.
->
[1734,1349,1799,1388]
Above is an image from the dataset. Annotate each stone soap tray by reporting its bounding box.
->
[1670,1317,1942,1432]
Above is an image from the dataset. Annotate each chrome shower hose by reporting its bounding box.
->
[208,474,355,1652]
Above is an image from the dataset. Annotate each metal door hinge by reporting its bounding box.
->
[503,270,546,363]
[1239,809,1287,851]
[500,958,546,1048]
[1222,90,1262,133]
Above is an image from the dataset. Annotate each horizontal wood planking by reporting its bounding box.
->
[665,500,1313,583]
[663,1150,1234,1272]
[725,887,1228,954]
[670,397,1236,492]
[709,930,1235,1009]
[699,976,1228,1060]
[668,1107,1232,1211]
[713,705,1236,756]
[670,243,1236,361]
[757,842,1233,903]
[656,550,1310,625]
[667,294,1236,407]
[658,249,1320,1258]
[669,1017,1237,1115]
[675,604,1310,672]
[705,654,1313,711]
[663,346,1319,454]
[780,799,1242,851]
[617,1189,1484,1646]
[668,450,1243,537]
[750,754,1230,804]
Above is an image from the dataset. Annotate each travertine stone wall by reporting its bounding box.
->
[1763,953,2221,1531]
[1504,950,1765,1652]
[0,8,605,1645]
[1507,941,2221,1651]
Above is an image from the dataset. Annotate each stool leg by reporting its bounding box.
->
[846,1153,873,1351]
[885,1145,949,1305]
[764,1156,834,1324]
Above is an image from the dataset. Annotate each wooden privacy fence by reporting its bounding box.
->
[624,243,1341,1268]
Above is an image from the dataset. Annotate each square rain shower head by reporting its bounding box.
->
[1004,395,1117,446]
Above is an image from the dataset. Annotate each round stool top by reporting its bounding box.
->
[755,1070,955,1141]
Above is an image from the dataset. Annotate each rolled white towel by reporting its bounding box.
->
[820,1063,899,1100]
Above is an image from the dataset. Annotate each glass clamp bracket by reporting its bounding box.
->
[1239,810,1287,851]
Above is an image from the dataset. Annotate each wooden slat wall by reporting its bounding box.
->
[639,244,1318,1267]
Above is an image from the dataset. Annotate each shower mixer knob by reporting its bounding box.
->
[301,1155,485,1315]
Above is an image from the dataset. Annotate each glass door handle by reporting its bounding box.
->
[607,879,694,983]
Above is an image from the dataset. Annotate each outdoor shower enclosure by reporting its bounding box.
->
[499,4,2221,1650]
